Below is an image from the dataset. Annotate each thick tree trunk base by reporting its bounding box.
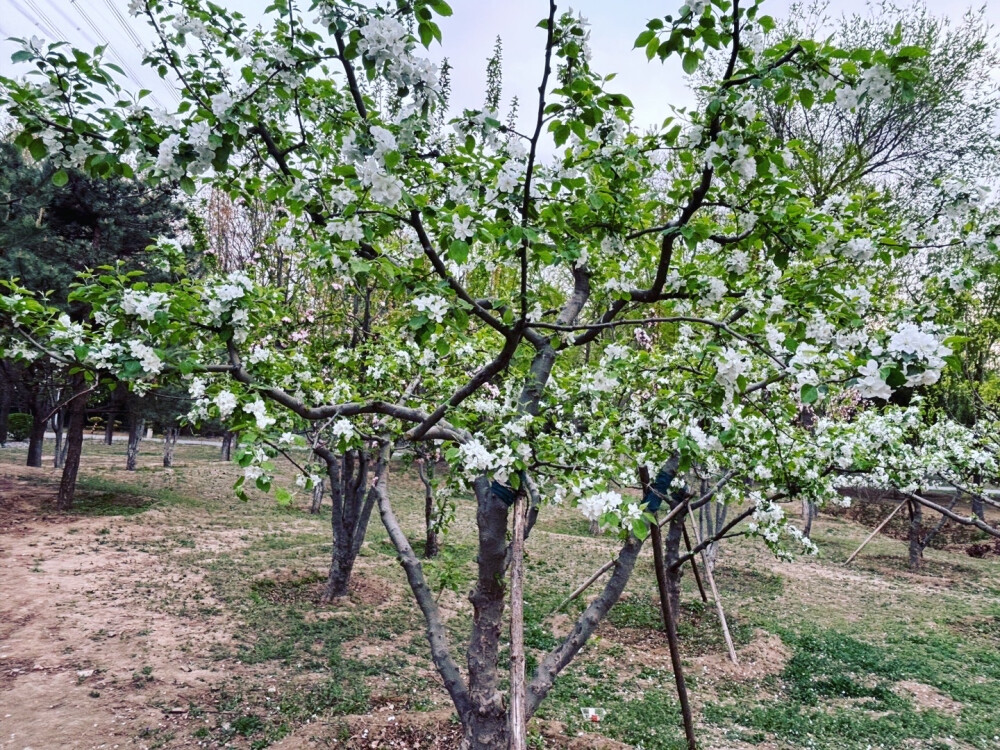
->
[459,714,508,750]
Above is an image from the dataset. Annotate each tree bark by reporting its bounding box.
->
[972,494,985,522]
[56,381,88,510]
[801,498,816,538]
[319,447,381,602]
[417,456,439,558]
[104,387,124,445]
[508,492,527,750]
[908,499,923,570]
[663,504,685,628]
[126,415,143,471]
[0,375,10,447]
[26,409,46,468]
[52,408,65,469]
[220,430,236,461]
[310,478,325,514]
[162,426,178,468]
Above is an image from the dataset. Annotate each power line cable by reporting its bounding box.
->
[21,0,63,41]
[68,0,171,106]
[40,0,100,48]
[99,0,144,50]
[10,0,60,40]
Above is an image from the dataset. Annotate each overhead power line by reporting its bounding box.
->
[10,0,59,40]
[40,0,100,48]
[67,0,173,106]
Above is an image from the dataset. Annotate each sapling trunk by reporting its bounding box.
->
[26,410,46,468]
[126,416,143,471]
[310,478,325,514]
[162,426,178,468]
[56,381,87,510]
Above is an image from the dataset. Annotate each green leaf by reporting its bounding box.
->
[28,138,47,161]
[799,88,815,109]
[448,239,469,264]
[427,0,453,16]
[179,176,197,196]
[10,50,33,63]
[800,384,819,404]
[896,45,928,59]
[51,169,69,187]
[634,29,656,49]
[682,52,699,74]
[418,22,433,48]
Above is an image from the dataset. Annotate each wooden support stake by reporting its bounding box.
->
[508,492,528,750]
[682,524,709,603]
[688,516,738,665]
[843,498,908,566]
[651,518,697,750]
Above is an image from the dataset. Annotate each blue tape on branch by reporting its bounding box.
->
[643,466,677,513]
[490,480,517,507]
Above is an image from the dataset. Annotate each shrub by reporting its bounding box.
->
[6,413,32,442]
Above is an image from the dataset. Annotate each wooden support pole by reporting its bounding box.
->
[843,498,908,566]
[508,492,528,750]
[651,519,697,750]
[687,516,738,665]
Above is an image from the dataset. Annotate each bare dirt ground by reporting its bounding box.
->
[4,443,1000,750]
[0,473,235,750]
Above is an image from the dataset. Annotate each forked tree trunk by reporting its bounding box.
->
[310,478,325,514]
[126,416,143,471]
[56,382,87,510]
[317,447,382,602]
[162,426,179,467]
[416,456,439,558]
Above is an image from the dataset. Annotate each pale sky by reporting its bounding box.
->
[2,0,997,134]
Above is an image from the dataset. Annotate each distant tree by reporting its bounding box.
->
[0,140,183,506]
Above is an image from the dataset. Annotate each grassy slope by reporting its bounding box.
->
[3,438,1000,749]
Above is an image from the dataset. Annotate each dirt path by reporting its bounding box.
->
[0,473,232,750]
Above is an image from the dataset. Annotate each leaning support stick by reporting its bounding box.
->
[687,516,738,665]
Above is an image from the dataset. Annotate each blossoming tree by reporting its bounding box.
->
[2,0,997,746]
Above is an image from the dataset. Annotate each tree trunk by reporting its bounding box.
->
[802,498,816,538]
[53,408,65,469]
[0,377,10,447]
[417,456,439,558]
[26,410,46,468]
[220,430,235,461]
[104,387,123,445]
[310,478,325,514]
[663,506,685,628]
[126,415,143,471]
[162,426,178,468]
[319,447,381,602]
[972,495,985,522]
[56,382,87,510]
[908,499,923,570]
[698,492,727,575]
